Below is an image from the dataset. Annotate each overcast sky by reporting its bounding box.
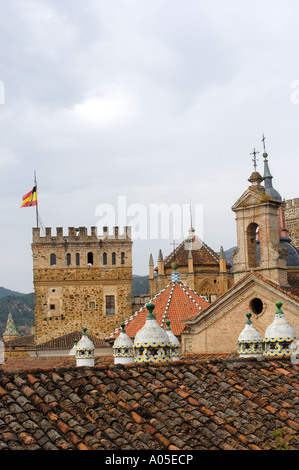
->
[0,0,299,293]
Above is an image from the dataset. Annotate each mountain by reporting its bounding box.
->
[132,274,149,297]
[0,286,23,299]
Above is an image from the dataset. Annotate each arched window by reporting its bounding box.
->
[66,253,71,266]
[103,253,107,265]
[112,252,116,265]
[50,253,56,266]
[246,223,260,268]
[121,252,125,265]
[76,253,80,266]
[87,252,94,265]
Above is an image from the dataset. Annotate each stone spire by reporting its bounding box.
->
[76,328,95,367]
[157,249,164,276]
[149,253,154,280]
[262,135,282,201]
[134,303,171,363]
[237,313,263,358]
[264,301,296,357]
[3,312,19,343]
[113,323,134,364]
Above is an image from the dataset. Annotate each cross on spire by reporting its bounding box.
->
[261,133,266,152]
[170,240,179,259]
[250,148,259,171]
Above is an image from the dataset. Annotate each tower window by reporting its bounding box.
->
[112,252,116,265]
[246,222,260,268]
[106,295,115,314]
[103,253,107,265]
[121,252,125,265]
[87,252,94,265]
[66,253,71,266]
[76,253,80,266]
[50,254,56,266]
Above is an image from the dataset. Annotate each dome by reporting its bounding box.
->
[134,303,170,345]
[113,324,134,364]
[256,238,299,268]
[134,303,171,363]
[279,238,299,267]
[76,328,95,366]
[264,302,297,357]
[238,313,263,357]
[264,302,296,340]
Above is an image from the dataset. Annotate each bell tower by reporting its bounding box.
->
[231,147,288,287]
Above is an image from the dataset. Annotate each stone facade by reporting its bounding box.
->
[32,226,132,344]
[182,272,299,354]
[285,198,299,250]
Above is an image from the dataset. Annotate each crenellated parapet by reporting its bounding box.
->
[32,226,132,244]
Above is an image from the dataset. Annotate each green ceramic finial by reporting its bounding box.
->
[171,262,179,271]
[74,339,78,345]
[246,312,252,324]
[83,327,87,335]
[275,301,283,314]
[146,302,156,319]
[121,323,126,333]
[166,320,171,330]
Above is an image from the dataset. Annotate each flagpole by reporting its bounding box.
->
[34,170,39,228]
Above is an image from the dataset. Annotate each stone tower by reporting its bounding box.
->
[32,225,132,343]
[231,170,288,286]
[285,198,299,250]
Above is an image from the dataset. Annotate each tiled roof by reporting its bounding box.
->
[106,282,210,340]
[0,355,297,450]
[35,331,106,350]
[162,236,227,268]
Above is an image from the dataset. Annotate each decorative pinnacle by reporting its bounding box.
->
[246,312,252,324]
[171,262,179,271]
[146,302,156,319]
[121,323,126,333]
[166,320,171,331]
[275,301,283,314]
[262,133,268,158]
[83,327,87,335]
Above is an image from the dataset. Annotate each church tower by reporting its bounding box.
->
[231,146,288,287]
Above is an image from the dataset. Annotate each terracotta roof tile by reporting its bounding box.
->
[0,355,297,450]
[106,281,209,340]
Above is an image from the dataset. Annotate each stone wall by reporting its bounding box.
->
[286,198,299,249]
[32,226,133,343]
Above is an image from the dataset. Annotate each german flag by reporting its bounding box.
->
[20,186,37,208]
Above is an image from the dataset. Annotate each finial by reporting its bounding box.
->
[146,302,156,319]
[121,323,126,333]
[166,320,171,331]
[149,253,154,266]
[262,133,268,158]
[83,327,87,335]
[275,301,283,314]
[250,148,259,172]
[246,312,252,324]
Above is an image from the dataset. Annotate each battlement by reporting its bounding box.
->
[286,198,299,209]
[32,226,132,244]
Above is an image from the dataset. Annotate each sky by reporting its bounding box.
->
[0,0,299,293]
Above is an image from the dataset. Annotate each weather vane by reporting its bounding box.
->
[250,148,259,172]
